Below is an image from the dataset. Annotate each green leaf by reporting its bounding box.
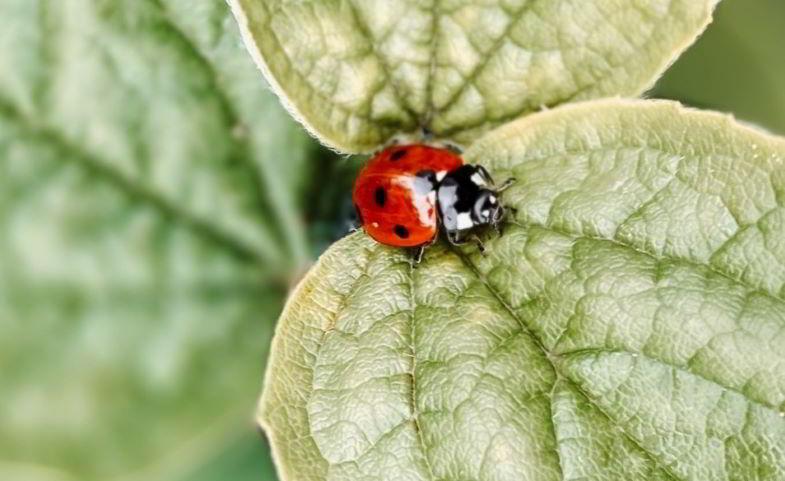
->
[230,0,720,153]
[0,1,315,479]
[259,99,785,481]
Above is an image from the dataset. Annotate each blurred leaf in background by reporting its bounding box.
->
[0,0,336,480]
[654,0,785,135]
[0,1,784,481]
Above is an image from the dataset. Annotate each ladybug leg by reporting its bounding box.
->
[496,177,517,192]
[475,165,494,184]
[445,229,465,246]
[411,234,439,265]
[411,245,426,265]
[493,218,504,236]
[448,230,487,255]
[492,205,519,236]
[469,234,487,255]
[446,230,486,255]
[349,203,363,233]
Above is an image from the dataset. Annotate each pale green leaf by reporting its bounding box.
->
[0,1,315,480]
[230,0,720,153]
[260,99,785,481]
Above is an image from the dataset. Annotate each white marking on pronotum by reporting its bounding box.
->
[482,209,490,218]
[436,171,447,181]
[471,173,486,185]
[456,212,473,230]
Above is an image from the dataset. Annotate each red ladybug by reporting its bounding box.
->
[352,144,514,260]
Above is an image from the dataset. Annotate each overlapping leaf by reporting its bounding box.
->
[231,0,720,152]
[260,99,785,481]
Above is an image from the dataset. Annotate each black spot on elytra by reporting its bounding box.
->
[390,149,408,161]
[394,225,409,239]
[374,187,386,207]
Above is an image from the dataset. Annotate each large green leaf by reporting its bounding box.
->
[230,0,720,152]
[0,1,315,480]
[260,99,785,481]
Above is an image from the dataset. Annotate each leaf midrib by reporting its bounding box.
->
[498,219,785,412]
[452,245,685,481]
[558,347,784,414]
[473,142,785,304]
[407,257,438,481]
[255,1,405,127]
[150,0,310,266]
[452,218,785,475]
[344,1,420,125]
[430,0,540,119]
[305,223,784,481]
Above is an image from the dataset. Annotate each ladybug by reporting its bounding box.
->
[352,144,514,261]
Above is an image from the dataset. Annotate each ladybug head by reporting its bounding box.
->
[472,190,504,226]
[437,164,507,243]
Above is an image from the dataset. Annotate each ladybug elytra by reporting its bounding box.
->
[352,144,514,261]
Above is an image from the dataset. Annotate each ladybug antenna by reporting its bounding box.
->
[496,177,517,192]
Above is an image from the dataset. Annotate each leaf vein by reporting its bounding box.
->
[0,97,272,265]
[407,260,438,481]
[558,347,784,415]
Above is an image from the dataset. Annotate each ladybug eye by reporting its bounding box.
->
[474,192,500,222]
[374,187,386,207]
[394,225,409,239]
[390,149,407,161]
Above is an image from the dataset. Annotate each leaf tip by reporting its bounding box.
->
[227,0,368,154]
